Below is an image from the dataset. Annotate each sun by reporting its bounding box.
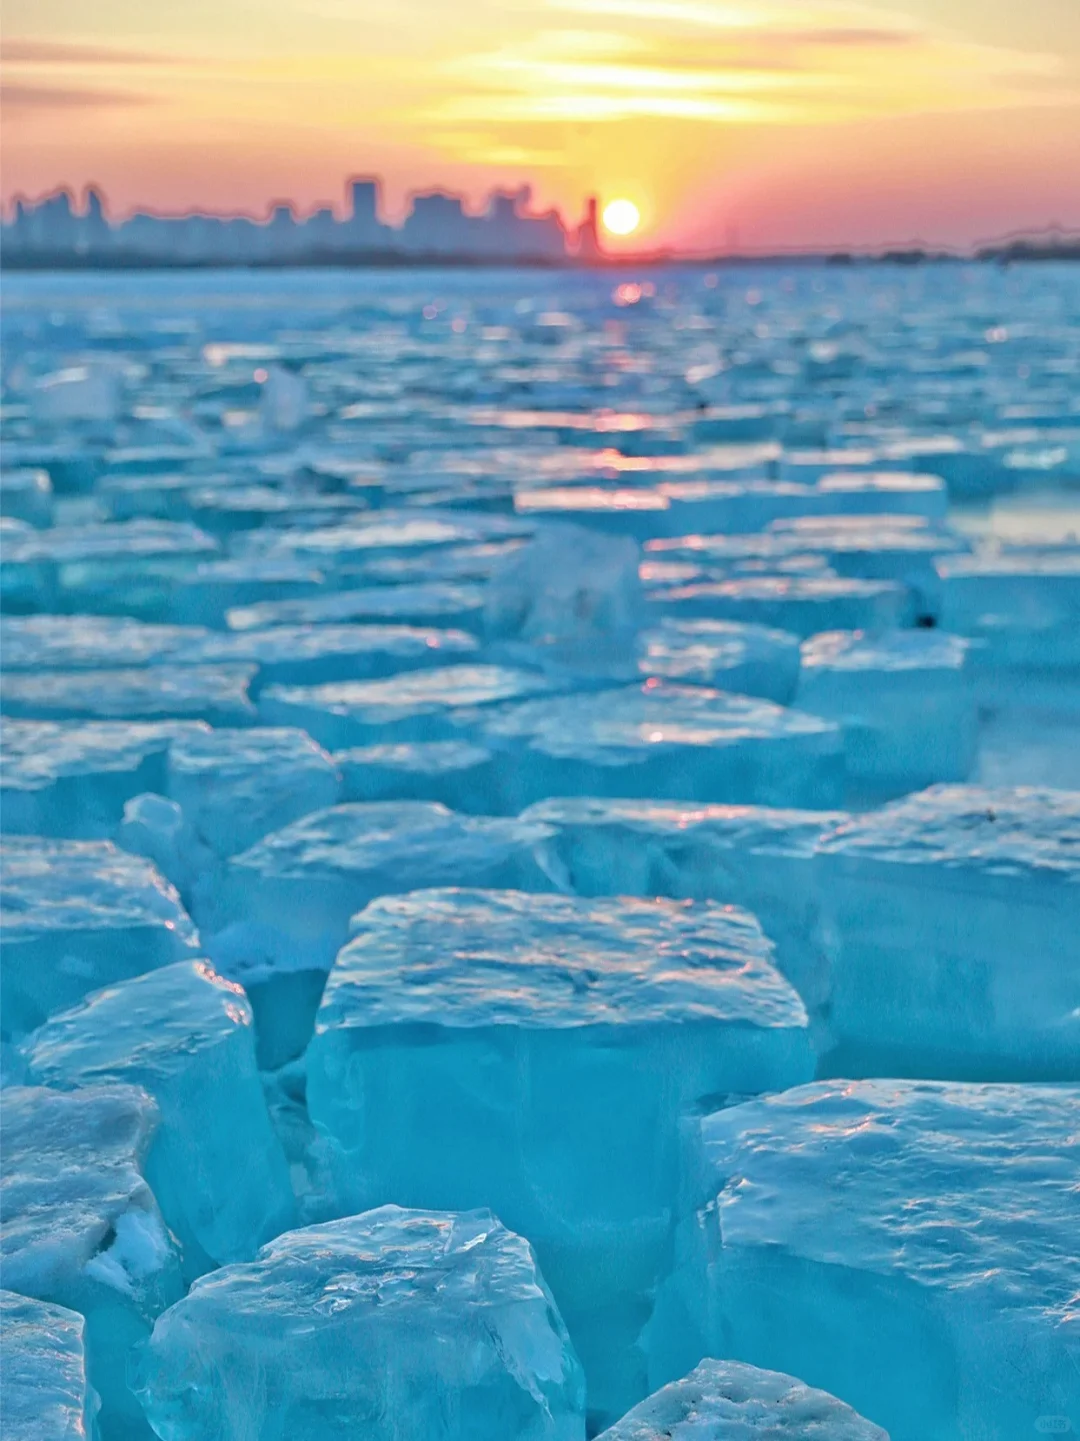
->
[602,199,640,237]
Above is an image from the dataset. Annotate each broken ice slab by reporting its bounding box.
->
[595,1358,888,1440]
[308,889,812,1424]
[0,835,200,1037]
[813,470,948,520]
[651,1079,1079,1441]
[176,622,478,688]
[0,665,256,726]
[796,630,976,800]
[0,719,207,837]
[225,579,486,632]
[208,802,555,1065]
[936,550,1080,668]
[23,961,294,1279]
[166,725,341,857]
[523,797,845,1018]
[0,614,209,670]
[334,739,498,812]
[813,786,1080,1079]
[0,1290,101,1441]
[647,576,911,637]
[638,619,802,702]
[1,1086,183,1436]
[260,663,554,747]
[131,1206,586,1441]
[0,467,53,528]
[475,681,843,811]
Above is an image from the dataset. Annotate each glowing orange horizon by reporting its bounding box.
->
[2,0,1078,251]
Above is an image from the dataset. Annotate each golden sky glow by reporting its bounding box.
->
[2,0,1079,249]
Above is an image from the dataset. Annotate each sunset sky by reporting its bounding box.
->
[3,0,1079,251]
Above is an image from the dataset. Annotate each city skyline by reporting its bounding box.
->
[2,0,1080,252]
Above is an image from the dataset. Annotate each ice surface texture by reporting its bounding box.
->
[308,888,812,1421]
[814,785,1080,1077]
[132,1206,586,1441]
[1,1086,183,1434]
[638,619,801,701]
[0,836,200,1037]
[652,1079,1079,1441]
[596,1359,888,1440]
[23,961,294,1277]
[0,1290,101,1441]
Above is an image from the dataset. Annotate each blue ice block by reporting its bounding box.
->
[476,681,843,810]
[165,726,341,857]
[308,888,813,1423]
[0,665,256,726]
[638,619,801,701]
[176,622,479,688]
[333,739,498,812]
[596,1358,888,1440]
[0,615,209,671]
[0,719,207,837]
[260,663,554,747]
[1,1086,183,1436]
[797,630,976,799]
[523,796,846,1020]
[208,803,555,1062]
[225,579,486,632]
[813,785,1080,1078]
[652,1079,1079,1441]
[131,1207,586,1441]
[0,836,200,1037]
[23,961,294,1278]
[0,1290,100,1441]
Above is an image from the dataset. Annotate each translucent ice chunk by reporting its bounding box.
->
[648,576,910,637]
[165,726,341,858]
[0,719,207,838]
[260,664,554,747]
[0,836,200,1037]
[937,551,1080,668]
[208,803,555,1063]
[32,365,121,423]
[595,1358,888,1440]
[0,665,256,726]
[309,889,813,1423]
[23,961,294,1278]
[485,522,644,644]
[652,1080,1079,1441]
[813,785,1080,1078]
[797,630,976,799]
[131,1206,586,1441]
[0,1290,101,1441]
[638,619,801,702]
[477,681,843,810]
[1,1086,183,1435]
[524,797,846,1019]
[116,792,213,896]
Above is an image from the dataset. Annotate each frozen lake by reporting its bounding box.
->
[2,260,1079,1440]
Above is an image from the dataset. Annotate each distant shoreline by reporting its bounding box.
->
[4,244,1079,272]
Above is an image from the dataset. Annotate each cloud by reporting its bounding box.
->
[1,38,179,67]
[0,82,154,111]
